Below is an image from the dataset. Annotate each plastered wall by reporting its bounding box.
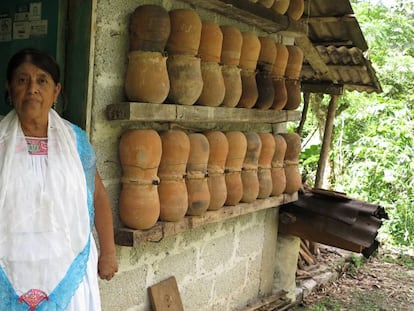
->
[89,0,295,310]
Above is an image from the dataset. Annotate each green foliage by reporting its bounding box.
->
[301,0,414,247]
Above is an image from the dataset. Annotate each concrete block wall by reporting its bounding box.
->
[98,209,280,310]
[89,0,298,310]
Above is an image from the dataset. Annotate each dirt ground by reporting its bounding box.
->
[292,245,414,311]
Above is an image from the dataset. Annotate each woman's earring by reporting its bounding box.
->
[52,102,57,109]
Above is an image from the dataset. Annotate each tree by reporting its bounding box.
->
[300,0,414,246]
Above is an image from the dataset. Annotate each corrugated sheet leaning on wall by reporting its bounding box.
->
[278,188,388,258]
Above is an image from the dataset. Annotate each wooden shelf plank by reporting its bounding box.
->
[106,102,302,124]
[115,193,298,247]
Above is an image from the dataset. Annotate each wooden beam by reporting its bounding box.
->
[303,15,356,23]
[295,35,333,81]
[301,82,344,95]
[179,0,306,35]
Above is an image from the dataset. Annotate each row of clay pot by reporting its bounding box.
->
[250,0,305,20]
[118,129,302,230]
[125,5,304,109]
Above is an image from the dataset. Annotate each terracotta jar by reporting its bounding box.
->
[158,130,190,222]
[280,133,302,194]
[239,32,261,71]
[205,131,229,211]
[285,45,304,80]
[186,133,211,216]
[124,51,170,104]
[119,129,162,230]
[221,65,242,108]
[271,134,287,196]
[119,129,162,180]
[167,8,202,56]
[273,43,289,78]
[224,131,247,206]
[258,36,277,72]
[241,132,262,203]
[271,78,288,110]
[237,69,258,109]
[255,70,274,110]
[272,0,290,15]
[284,79,302,110]
[129,5,171,52]
[167,54,203,105]
[197,61,225,107]
[257,133,276,199]
[199,21,223,63]
[119,183,160,230]
[258,0,276,8]
[287,0,304,20]
[220,26,243,66]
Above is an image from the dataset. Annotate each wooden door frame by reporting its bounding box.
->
[63,0,95,132]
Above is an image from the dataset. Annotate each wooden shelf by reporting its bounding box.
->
[115,193,298,247]
[106,102,302,124]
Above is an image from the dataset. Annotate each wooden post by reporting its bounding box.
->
[315,94,339,188]
[296,92,310,136]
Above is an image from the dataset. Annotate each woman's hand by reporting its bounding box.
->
[98,253,118,280]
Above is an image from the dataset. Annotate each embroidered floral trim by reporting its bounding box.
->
[18,289,49,310]
[25,137,48,155]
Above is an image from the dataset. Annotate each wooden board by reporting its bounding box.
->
[148,276,184,311]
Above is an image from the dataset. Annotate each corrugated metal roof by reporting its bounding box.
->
[298,0,382,94]
[278,188,388,258]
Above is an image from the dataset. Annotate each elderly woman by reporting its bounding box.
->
[0,48,118,310]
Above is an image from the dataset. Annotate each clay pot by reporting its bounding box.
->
[272,0,290,15]
[199,21,223,63]
[239,32,261,71]
[255,71,274,110]
[197,62,225,107]
[284,79,302,110]
[257,133,276,199]
[158,130,190,222]
[285,45,303,80]
[158,130,190,177]
[158,178,188,222]
[167,54,203,105]
[281,132,301,160]
[272,43,289,78]
[237,69,258,109]
[221,65,242,108]
[186,133,210,215]
[220,26,243,66]
[119,183,160,230]
[280,133,302,194]
[129,5,171,52]
[124,51,170,104]
[271,134,287,196]
[241,132,262,203]
[258,36,277,72]
[205,131,229,211]
[119,129,162,230]
[287,0,304,20]
[271,78,288,110]
[258,0,276,8]
[225,131,247,206]
[119,129,162,180]
[167,8,202,56]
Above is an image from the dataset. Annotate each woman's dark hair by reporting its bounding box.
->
[6,48,60,84]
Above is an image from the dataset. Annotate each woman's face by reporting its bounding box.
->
[7,62,61,121]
